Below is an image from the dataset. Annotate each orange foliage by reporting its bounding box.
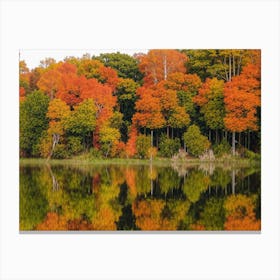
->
[133,86,165,129]
[164,72,202,92]
[125,168,137,197]
[19,87,25,102]
[224,216,261,231]
[190,223,206,231]
[37,69,62,99]
[36,212,68,231]
[132,200,165,230]
[125,126,138,157]
[68,219,93,230]
[138,50,188,86]
[224,194,260,231]
[92,207,117,230]
[224,61,261,133]
[98,66,119,92]
[111,141,126,158]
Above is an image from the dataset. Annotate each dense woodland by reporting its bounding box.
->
[19,49,261,160]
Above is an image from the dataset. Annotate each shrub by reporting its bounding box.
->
[111,141,127,158]
[89,147,103,159]
[67,136,83,155]
[159,135,181,157]
[136,135,150,159]
[213,139,231,157]
[183,125,210,157]
[53,144,69,159]
[147,147,158,159]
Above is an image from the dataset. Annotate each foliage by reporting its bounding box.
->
[19,50,261,160]
[67,136,83,155]
[183,125,210,157]
[52,144,69,159]
[200,198,225,230]
[136,134,151,159]
[99,125,121,157]
[65,99,97,136]
[20,90,50,156]
[159,135,181,157]
[212,139,231,157]
[95,52,144,82]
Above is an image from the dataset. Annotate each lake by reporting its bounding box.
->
[20,161,261,231]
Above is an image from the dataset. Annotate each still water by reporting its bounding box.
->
[20,162,261,231]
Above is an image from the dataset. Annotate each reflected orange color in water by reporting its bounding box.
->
[224,194,260,231]
[36,212,68,231]
[92,207,117,230]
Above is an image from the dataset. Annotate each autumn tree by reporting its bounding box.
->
[164,72,202,119]
[95,52,144,82]
[43,98,70,159]
[138,49,188,85]
[64,99,97,149]
[194,77,225,142]
[20,90,50,157]
[183,125,210,157]
[133,86,165,147]
[224,60,261,155]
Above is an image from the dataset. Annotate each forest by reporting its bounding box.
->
[19,49,261,161]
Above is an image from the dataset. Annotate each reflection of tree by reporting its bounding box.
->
[210,168,231,189]
[46,163,59,191]
[36,212,68,230]
[20,163,261,231]
[132,198,191,230]
[20,167,48,230]
[92,206,117,230]
[224,194,260,230]
[132,199,165,230]
[200,197,225,230]
[125,168,137,199]
[182,170,210,203]
[158,167,180,197]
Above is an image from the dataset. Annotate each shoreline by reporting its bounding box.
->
[19,157,261,168]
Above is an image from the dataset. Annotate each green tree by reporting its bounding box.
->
[159,135,181,157]
[99,126,121,157]
[193,78,225,142]
[95,52,144,82]
[64,99,97,149]
[136,135,151,159]
[20,90,50,156]
[183,125,210,157]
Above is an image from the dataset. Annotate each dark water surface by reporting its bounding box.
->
[20,162,261,231]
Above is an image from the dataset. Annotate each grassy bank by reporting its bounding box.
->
[20,156,260,168]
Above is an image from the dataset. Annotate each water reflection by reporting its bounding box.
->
[20,162,261,231]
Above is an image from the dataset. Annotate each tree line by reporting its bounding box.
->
[19,49,261,160]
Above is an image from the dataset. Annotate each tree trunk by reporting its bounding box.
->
[171,127,174,139]
[163,55,167,80]
[47,134,60,161]
[231,169,236,194]
[46,164,59,191]
[229,55,232,81]
[156,131,159,148]
[209,130,211,142]
[215,129,218,143]
[150,163,153,196]
[150,130,153,161]
[239,132,241,146]
[166,126,169,138]
[232,131,236,155]
[248,130,250,150]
